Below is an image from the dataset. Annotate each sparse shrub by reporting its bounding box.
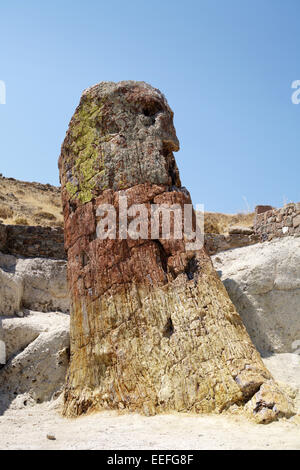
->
[53,199,62,208]
[35,211,56,220]
[53,220,64,228]
[204,219,221,234]
[201,211,254,234]
[14,216,29,225]
[0,206,14,219]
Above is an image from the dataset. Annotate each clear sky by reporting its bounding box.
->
[0,0,299,213]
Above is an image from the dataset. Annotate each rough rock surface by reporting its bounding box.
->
[0,224,66,260]
[59,81,293,423]
[212,237,300,354]
[263,353,300,413]
[254,202,300,242]
[0,319,5,365]
[0,252,69,316]
[0,311,69,413]
[204,232,259,256]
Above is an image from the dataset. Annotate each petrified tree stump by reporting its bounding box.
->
[59,81,293,423]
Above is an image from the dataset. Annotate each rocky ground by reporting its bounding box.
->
[0,353,299,450]
[0,408,299,450]
[0,236,299,449]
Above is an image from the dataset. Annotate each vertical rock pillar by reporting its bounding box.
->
[59,81,293,423]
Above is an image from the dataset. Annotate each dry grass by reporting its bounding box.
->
[35,211,57,221]
[0,206,14,220]
[204,211,254,234]
[0,176,62,227]
[14,216,29,225]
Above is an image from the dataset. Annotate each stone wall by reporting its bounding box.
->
[0,222,258,259]
[0,223,66,260]
[254,203,300,241]
[204,231,259,256]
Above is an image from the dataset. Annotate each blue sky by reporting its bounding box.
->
[0,0,299,213]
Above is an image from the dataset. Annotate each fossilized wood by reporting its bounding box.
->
[59,81,294,423]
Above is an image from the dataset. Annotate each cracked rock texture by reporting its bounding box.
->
[212,237,300,354]
[0,311,69,413]
[59,81,294,423]
[0,252,69,316]
[0,319,5,365]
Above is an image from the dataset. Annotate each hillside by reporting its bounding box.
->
[0,175,63,227]
[204,211,254,234]
[0,175,254,233]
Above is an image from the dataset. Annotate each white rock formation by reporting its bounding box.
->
[0,318,5,365]
[0,311,69,412]
[0,252,69,315]
[212,237,300,354]
[0,253,69,411]
[263,353,300,412]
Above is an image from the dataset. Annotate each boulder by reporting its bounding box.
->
[0,318,5,365]
[212,237,300,354]
[0,311,69,411]
[0,252,69,316]
[263,353,300,413]
[0,255,23,316]
[228,226,254,235]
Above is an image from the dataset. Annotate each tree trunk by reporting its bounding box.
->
[59,81,293,424]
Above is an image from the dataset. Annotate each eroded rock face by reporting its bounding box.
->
[212,237,300,354]
[0,252,69,315]
[59,81,294,423]
[0,311,69,412]
[0,319,5,365]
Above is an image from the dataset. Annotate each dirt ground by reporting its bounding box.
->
[0,404,299,450]
[0,354,299,450]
